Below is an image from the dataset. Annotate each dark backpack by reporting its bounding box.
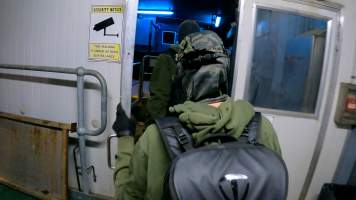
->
[155,112,288,200]
[170,31,230,106]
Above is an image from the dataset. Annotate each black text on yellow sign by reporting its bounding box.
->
[89,43,121,62]
[92,5,124,13]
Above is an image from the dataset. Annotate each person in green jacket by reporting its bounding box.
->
[113,98,281,200]
[113,30,282,200]
[146,20,201,119]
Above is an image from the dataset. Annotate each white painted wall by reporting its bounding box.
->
[306,0,356,199]
[0,0,124,197]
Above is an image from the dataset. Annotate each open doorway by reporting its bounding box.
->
[129,0,238,134]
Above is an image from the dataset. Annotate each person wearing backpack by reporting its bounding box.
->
[113,31,287,200]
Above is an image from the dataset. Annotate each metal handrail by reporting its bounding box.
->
[0,64,108,194]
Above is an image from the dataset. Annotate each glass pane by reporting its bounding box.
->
[248,8,327,113]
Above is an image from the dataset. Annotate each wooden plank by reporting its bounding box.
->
[0,114,71,200]
[0,112,76,132]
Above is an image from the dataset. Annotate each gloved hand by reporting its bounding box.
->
[112,103,135,137]
[169,101,219,126]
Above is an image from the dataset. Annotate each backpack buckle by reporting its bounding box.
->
[173,125,194,151]
[177,133,189,145]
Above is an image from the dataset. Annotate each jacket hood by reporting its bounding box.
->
[169,97,255,144]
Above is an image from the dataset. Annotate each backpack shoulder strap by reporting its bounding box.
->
[241,112,262,145]
[155,116,194,160]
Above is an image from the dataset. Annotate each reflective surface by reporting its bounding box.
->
[248,8,327,113]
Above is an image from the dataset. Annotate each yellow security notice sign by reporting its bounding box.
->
[89,5,123,62]
[89,43,121,61]
[92,5,124,13]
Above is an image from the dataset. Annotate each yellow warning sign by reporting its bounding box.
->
[92,5,124,13]
[89,4,123,62]
[89,43,121,62]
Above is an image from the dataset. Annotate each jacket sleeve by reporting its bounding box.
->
[259,116,282,156]
[114,136,148,200]
[146,54,176,118]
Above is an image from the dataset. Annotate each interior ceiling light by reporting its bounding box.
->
[138,10,174,15]
[215,16,221,28]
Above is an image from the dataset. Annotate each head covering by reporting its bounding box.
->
[178,20,201,43]
[170,31,230,105]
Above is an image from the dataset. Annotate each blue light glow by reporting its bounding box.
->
[138,10,174,15]
[139,0,173,11]
[215,16,221,27]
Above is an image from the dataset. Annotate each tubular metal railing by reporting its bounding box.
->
[0,64,108,194]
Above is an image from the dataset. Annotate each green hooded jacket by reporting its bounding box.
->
[114,98,281,200]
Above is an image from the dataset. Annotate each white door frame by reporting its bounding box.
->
[120,0,139,115]
[232,0,343,199]
[232,0,340,117]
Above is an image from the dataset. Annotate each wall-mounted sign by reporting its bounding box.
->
[89,5,123,62]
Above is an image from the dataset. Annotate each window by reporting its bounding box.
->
[162,31,176,45]
[248,8,327,113]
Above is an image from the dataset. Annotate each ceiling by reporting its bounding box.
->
[138,0,238,38]
[138,0,237,16]
[173,0,237,16]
